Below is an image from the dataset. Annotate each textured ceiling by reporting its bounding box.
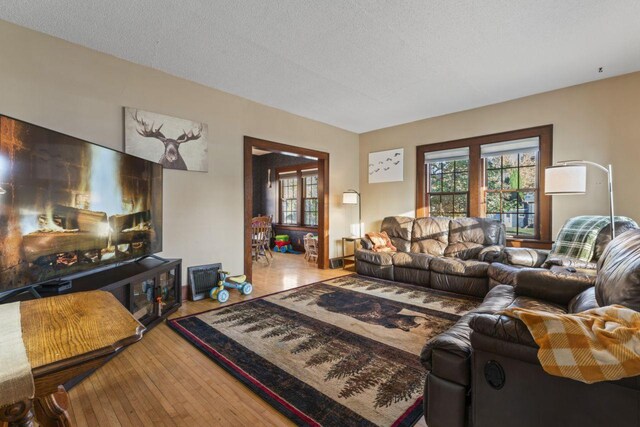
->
[1,1,640,133]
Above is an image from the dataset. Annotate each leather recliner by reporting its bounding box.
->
[422,229,640,427]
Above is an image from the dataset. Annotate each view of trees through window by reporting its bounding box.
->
[428,159,469,217]
[485,152,538,238]
[279,177,298,225]
[303,175,318,226]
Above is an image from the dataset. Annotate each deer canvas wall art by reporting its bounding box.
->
[124,108,209,172]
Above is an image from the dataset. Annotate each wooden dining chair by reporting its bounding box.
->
[251,221,272,264]
[304,233,318,263]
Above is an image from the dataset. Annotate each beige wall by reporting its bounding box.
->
[0,20,360,283]
[359,72,640,238]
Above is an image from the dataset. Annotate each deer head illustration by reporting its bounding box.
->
[132,111,202,170]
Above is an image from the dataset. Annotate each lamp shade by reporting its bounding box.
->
[545,165,587,194]
[342,191,359,204]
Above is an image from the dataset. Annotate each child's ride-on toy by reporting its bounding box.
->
[210,270,253,303]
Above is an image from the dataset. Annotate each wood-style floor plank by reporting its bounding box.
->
[64,253,425,426]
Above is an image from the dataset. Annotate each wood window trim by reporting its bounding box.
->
[276,163,319,227]
[416,125,553,243]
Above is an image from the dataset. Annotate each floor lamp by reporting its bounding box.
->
[545,160,616,238]
[343,189,361,237]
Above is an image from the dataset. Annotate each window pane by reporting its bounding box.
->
[430,174,441,192]
[441,195,454,213]
[442,161,454,173]
[442,173,454,192]
[487,169,501,190]
[486,193,501,213]
[502,153,518,167]
[453,194,467,213]
[519,152,537,166]
[455,173,468,192]
[519,166,536,189]
[430,195,442,215]
[502,168,518,190]
[502,192,518,212]
[455,159,468,172]
[486,156,501,169]
[430,163,441,174]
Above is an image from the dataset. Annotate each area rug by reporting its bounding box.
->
[168,275,481,426]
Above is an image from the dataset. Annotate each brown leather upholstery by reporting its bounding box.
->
[354,249,393,266]
[595,228,640,311]
[568,287,598,313]
[515,266,596,306]
[503,247,548,267]
[430,258,489,277]
[380,216,413,253]
[392,251,432,270]
[411,217,450,256]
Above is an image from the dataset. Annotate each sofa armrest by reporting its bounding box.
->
[503,247,549,267]
[354,248,393,265]
[514,268,595,306]
[470,314,540,365]
[478,245,504,263]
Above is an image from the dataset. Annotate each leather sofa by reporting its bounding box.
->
[422,228,640,427]
[487,219,637,288]
[356,216,505,297]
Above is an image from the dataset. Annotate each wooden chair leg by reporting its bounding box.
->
[0,400,35,427]
[34,386,71,427]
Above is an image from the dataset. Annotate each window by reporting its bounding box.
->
[277,164,319,227]
[482,138,539,238]
[279,174,298,225]
[425,148,469,217]
[416,125,552,243]
[303,175,318,226]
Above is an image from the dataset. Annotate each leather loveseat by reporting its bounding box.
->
[422,228,640,427]
[356,216,505,297]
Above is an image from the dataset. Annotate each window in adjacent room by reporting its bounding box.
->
[303,172,318,226]
[424,147,470,217]
[277,165,319,227]
[416,125,552,243]
[482,138,539,239]
[279,173,298,225]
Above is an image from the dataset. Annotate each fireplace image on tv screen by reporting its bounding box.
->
[0,115,163,293]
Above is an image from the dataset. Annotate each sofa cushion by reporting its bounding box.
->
[444,242,485,260]
[449,217,504,246]
[392,251,431,270]
[487,262,529,287]
[595,229,640,311]
[430,257,489,278]
[504,247,548,267]
[506,296,567,314]
[568,287,599,314]
[410,217,450,256]
[515,267,596,306]
[355,249,393,266]
[381,216,414,252]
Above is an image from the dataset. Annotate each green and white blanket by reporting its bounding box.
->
[551,215,637,262]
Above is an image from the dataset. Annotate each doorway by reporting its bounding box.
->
[244,136,329,281]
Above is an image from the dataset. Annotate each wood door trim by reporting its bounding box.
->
[244,137,330,281]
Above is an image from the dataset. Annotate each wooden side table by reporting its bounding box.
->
[0,291,145,427]
[342,237,360,269]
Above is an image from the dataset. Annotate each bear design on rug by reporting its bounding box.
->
[316,291,430,332]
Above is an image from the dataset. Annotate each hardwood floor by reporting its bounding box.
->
[65,253,427,426]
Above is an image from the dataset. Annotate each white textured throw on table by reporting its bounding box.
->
[0,302,34,406]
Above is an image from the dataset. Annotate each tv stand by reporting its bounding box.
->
[135,253,169,263]
[0,285,42,304]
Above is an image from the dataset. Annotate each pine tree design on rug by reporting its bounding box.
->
[322,275,480,314]
[209,302,425,408]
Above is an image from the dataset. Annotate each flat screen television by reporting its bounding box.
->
[0,115,163,294]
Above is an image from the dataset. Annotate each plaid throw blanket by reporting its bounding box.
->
[551,215,636,262]
[503,305,640,384]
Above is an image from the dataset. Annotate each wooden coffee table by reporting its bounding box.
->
[0,291,145,427]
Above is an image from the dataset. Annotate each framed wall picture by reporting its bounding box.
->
[368,148,403,183]
[124,107,209,172]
